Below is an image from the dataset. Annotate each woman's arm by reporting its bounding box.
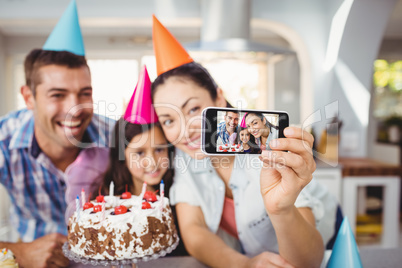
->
[176,203,294,268]
[176,202,247,267]
[269,207,324,268]
[259,127,324,268]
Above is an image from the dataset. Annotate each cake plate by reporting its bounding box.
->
[62,235,179,268]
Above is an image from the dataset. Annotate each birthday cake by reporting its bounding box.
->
[67,191,178,260]
[0,249,18,268]
[218,144,243,152]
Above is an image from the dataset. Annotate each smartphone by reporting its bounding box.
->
[201,107,289,155]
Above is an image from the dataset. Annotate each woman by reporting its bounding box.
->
[236,113,261,154]
[151,16,336,268]
[245,112,279,150]
[152,62,330,267]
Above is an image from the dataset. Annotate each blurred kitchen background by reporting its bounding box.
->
[0,0,401,248]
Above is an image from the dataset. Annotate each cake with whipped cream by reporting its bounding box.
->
[231,144,243,152]
[218,145,228,152]
[67,191,178,260]
[218,144,243,152]
[0,249,18,268]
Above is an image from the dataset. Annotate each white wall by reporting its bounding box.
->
[274,56,300,126]
[0,32,6,116]
[332,0,397,157]
[254,0,331,113]
[254,0,397,157]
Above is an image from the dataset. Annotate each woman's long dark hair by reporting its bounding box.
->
[236,127,261,154]
[97,118,174,198]
[151,62,233,108]
[245,112,279,133]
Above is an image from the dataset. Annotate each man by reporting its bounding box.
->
[217,111,240,145]
[0,1,113,267]
[0,49,113,268]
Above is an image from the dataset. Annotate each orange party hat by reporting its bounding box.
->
[123,66,158,124]
[152,15,193,76]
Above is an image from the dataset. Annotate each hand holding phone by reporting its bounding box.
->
[201,107,289,155]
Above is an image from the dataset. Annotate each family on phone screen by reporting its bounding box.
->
[217,111,279,153]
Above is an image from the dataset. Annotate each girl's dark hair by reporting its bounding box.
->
[245,112,279,133]
[151,62,233,108]
[97,118,174,197]
[236,127,261,154]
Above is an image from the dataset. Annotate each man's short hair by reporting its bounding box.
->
[24,49,89,95]
[224,111,239,116]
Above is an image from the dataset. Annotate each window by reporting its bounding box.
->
[11,59,140,120]
[373,59,402,118]
[140,53,268,109]
[373,59,402,144]
[88,59,139,120]
[201,59,263,109]
[10,54,271,117]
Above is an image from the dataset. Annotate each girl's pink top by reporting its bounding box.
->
[64,147,109,222]
[219,197,239,239]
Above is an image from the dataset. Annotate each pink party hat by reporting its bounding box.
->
[240,113,247,128]
[123,66,158,124]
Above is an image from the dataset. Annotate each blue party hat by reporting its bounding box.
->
[43,0,85,56]
[327,217,363,268]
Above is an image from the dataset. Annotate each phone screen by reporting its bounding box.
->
[202,107,289,155]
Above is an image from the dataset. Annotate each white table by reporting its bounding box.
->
[134,248,402,268]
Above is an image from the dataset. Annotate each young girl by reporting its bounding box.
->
[67,66,186,256]
[69,66,174,201]
[236,127,260,154]
[99,67,186,256]
[151,15,337,268]
[236,114,261,154]
[99,118,173,199]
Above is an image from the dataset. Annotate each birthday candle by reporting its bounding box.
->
[140,182,147,197]
[81,188,86,207]
[139,182,147,207]
[160,180,165,197]
[76,195,80,221]
[160,180,165,211]
[101,201,106,221]
[109,181,114,197]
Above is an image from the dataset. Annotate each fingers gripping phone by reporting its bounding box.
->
[201,107,289,155]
